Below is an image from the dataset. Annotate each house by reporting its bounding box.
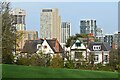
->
[21,38,64,57]
[41,38,64,58]
[69,39,89,61]
[13,39,44,62]
[20,39,44,56]
[88,42,111,64]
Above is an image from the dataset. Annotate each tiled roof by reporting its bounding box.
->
[21,39,44,53]
[46,39,64,53]
[88,42,111,51]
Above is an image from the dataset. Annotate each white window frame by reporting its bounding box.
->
[93,45,101,51]
[94,55,99,62]
[37,44,41,49]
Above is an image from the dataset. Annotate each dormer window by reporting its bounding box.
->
[93,45,101,51]
[75,42,81,47]
[75,40,81,47]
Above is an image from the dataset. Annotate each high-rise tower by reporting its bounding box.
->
[40,8,61,41]
[10,8,26,31]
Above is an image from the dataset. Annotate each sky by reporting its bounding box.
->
[11,2,118,37]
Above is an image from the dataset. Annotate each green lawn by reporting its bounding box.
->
[2,64,119,78]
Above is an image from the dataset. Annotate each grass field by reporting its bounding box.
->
[2,64,119,78]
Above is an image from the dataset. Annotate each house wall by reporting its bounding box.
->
[91,51,109,64]
[70,40,87,61]
[41,40,54,54]
[71,51,86,61]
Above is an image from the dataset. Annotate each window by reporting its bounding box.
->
[42,9,52,12]
[28,34,32,40]
[104,55,108,62]
[37,44,41,49]
[94,55,98,62]
[75,52,82,59]
[93,45,101,51]
[44,45,47,49]
[75,42,81,47]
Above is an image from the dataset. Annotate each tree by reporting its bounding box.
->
[29,54,46,66]
[65,36,75,47]
[1,2,16,64]
[50,54,64,68]
[65,34,89,48]
[16,31,24,50]
[16,57,29,66]
[75,52,84,68]
[109,44,120,71]
[88,52,95,66]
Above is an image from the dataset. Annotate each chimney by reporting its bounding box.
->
[55,39,59,52]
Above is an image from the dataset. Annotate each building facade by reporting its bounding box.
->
[96,27,104,42]
[104,34,113,48]
[40,8,61,41]
[61,22,71,44]
[80,19,97,37]
[17,30,38,51]
[113,32,120,49]
[10,8,26,31]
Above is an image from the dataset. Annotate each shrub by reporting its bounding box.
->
[50,54,64,68]
[16,57,29,66]
[65,60,74,69]
[29,54,46,66]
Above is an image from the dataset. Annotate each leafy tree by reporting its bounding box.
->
[75,52,84,68]
[65,60,74,69]
[109,44,120,71]
[1,2,16,64]
[76,33,88,38]
[16,31,24,50]
[16,57,29,66]
[65,34,89,48]
[94,38,99,42]
[64,51,74,69]
[29,54,46,66]
[37,51,51,67]
[65,35,75,47]
[88,52,95,66]
[109,48,118,68]
[50,54,64,68]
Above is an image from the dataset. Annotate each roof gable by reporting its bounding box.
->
[42,40,54,53]
[46,39,64,53]
[71,39,86,50]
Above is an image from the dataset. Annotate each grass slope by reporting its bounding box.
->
[2,64,118,78]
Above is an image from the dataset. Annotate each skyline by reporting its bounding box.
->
[11,2,118,37]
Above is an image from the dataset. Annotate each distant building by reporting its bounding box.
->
[16,30,38,51]
[104,34,113,48]
[113,32,120,49]
[61,22,71,44]
[96,27,104,42]
[40,8,61,41]
[10,8,26,31]
[80,19,97,37]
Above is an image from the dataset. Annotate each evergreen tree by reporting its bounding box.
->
[1,2,16,64]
